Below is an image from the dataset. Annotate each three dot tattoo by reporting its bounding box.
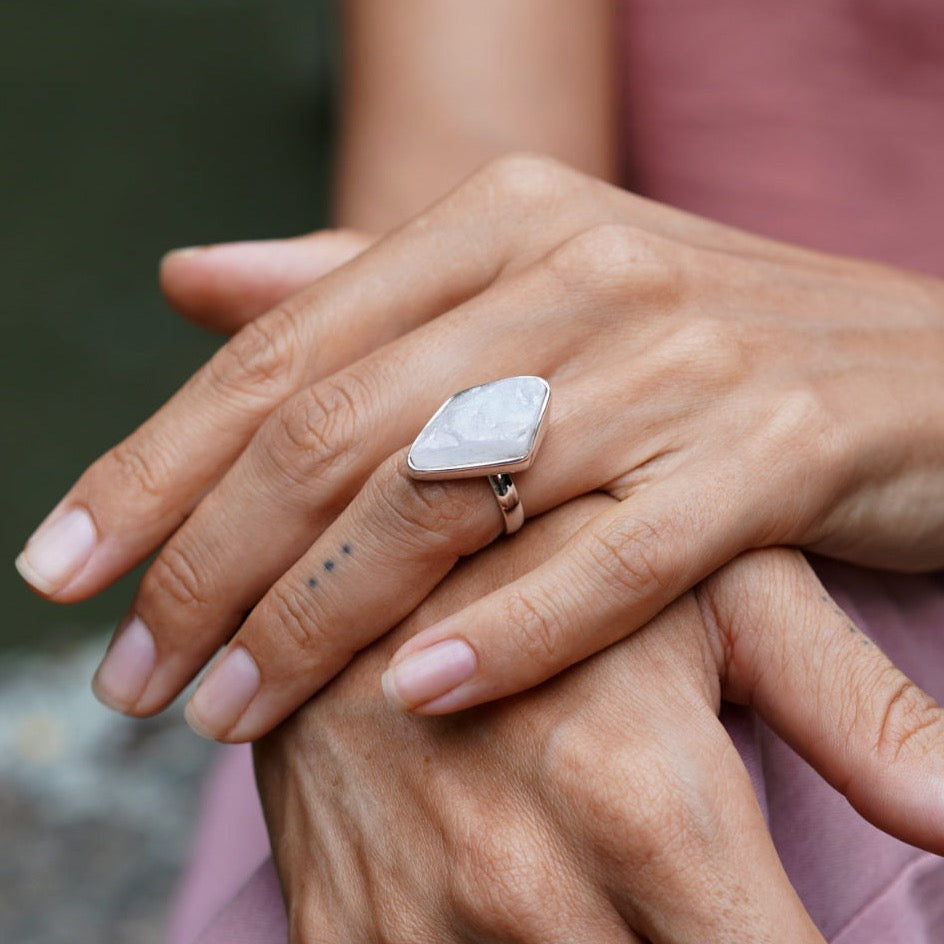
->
[306,543,353,590]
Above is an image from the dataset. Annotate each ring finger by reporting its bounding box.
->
[92,257,614,716]
[180,344,689,740]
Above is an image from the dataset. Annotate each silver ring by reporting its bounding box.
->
[407,376,550,535]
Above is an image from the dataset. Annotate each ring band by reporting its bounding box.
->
[407,376,550,536]
[488,472,525,535]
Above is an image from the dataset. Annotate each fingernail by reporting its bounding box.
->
[185,648,260,739]
[161,245,205,261]
[92,616,156,711]
[15,507,97,594]
[382,639,477,710]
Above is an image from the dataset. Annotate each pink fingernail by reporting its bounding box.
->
[15,507,97,594]
[185,648,260,740]
[160,245,206,263]
[92,616,156,711]
[381,639,477,710]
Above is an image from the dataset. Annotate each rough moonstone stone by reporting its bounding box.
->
[408,376,550,477]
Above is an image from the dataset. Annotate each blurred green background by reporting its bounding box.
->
[1,0,338,652]
[1,8,340,940]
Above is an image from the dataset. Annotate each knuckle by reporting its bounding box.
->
[554,730,720,875]
[655,316,750,391]
[541,721,612,797]
[266,583,333,657]
[450,818,553,935]
[501,587,564,667]
[547,223,684,300]
[265,374,368,488]
[108,439,171,500]
[369,458,486,556]
[471,151,570,209]
[873,672,944,763]
[765,388,834,450]
[143,544,210,611]
[550,223,637,284]
[208,308,299,405]
[621,772,717,876]
[584,517,673,601]
[747,387,841,497]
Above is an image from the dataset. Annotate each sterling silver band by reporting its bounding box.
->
[488,473,525,535]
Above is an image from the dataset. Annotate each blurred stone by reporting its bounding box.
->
[0,634,216,944]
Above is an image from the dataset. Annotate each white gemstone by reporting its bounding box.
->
[408,376,550,478]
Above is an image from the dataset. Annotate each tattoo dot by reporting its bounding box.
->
[307,577,318,589]
[342,544,352,555]
[324,559,335,572]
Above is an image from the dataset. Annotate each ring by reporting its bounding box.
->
[407,376,551,535]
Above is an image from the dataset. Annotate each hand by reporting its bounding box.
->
[15,155,944,740]
[254,496,944,944]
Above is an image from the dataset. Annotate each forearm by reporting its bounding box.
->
[335,0,619,231]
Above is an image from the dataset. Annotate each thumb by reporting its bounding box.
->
[159,229,373,335]
[700,548,944,854]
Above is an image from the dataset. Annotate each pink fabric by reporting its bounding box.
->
[168,3,944,940]
[191,859,285,944]
[616,0,944,276]
[165,744,272,944]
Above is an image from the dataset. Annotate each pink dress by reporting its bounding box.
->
[167,2,944,940]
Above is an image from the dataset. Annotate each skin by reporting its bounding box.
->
[14,155,943,743]
[335,0,619,231]
[18,0,942,744]
[157,237,944,943]
[12,4,944,932]
[254,494,942,943]
[158,238,944,847]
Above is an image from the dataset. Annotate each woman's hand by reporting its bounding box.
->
[15,155,944,739]
[255,496,944,944]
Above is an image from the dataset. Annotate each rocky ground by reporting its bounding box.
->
[0,635,216,944]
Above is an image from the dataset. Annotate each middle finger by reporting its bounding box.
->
[101,252,629,717]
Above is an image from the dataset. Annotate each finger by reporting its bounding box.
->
[547,597,824,944]
[612,719,824,944]
[17,154,669,604]
[180,449,501,740]
[150,228,750,723]
[159,230,373,335]
[181,396,623,738]
[97,248,626,718]
[699,549,944,854]
[380,465,764,713]
[16,174,529,604]
[175,433,723,740]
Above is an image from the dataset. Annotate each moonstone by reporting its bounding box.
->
[408,376,550,478]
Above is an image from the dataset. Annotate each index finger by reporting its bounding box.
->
[14,204,510,603]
